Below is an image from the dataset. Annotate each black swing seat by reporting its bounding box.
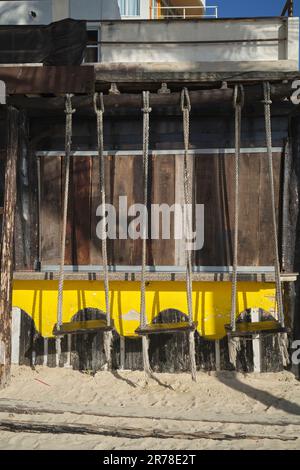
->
[53,319,114,336]
[225,320,288,338]
[135,321,198,336]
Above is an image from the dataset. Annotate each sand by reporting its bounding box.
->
[0,365,300,450]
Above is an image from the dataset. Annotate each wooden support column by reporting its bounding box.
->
[0,107,19,389]
[290,116,300,379]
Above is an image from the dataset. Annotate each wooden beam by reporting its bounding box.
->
[0,107,19,389]
[0,418,296,441]
[94,63,300,84]
[12,271,298,282]
[0,66,95,95]
[6,83,295,114]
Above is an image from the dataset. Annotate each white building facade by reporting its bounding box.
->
[0,1,211,24]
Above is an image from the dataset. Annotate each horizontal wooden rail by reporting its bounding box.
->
[7,83,294,113]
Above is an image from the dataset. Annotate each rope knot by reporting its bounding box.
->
[93,92,105,114]
[64,94,76,115]
[181,87,191,112]
[233,84,245,108]
[262,82,272,106]
[142,91,152,114]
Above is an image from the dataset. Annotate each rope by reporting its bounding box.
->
[56,94,75,332]
[181,88,197,381]
[230,85,244,331]
[140,91,152,380]
[263,82,284,327]
[94,93,112,368]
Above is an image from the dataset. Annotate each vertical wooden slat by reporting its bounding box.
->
[64,157,73,266]
[72,156,92,265]
[238,153,260,266]
[111,155,144,265]
[150,154,176,266]
[195,154,233,266]
[132,154,144,265]
[0,107,18,389]
[111,155,133,265]
[90,156,101,265]
[40,156,61,265]
[258,152,282,266]
[90,154,113,265]
[174,153,195,266]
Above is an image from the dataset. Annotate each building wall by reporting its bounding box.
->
[0,1,52,24]
[98,17,299,70]
[0,0,121,25]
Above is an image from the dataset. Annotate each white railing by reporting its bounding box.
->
[150,6,218,20]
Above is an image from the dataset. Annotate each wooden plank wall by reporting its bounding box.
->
[39,151,282,267]
[32,115,288,151]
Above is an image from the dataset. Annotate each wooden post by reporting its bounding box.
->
[0,107,19,389]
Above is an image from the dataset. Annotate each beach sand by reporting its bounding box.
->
[0,365,300,450]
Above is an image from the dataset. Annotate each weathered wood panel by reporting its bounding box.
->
[39,151,283,268]
[14,112,39,271]
[195,152,282,267]
[72,157,92,265]
[40,156,62,265]
[150,154,175,266]
[258,152,282,266]
[0,107,19,388]
[110,155,144,265]
[31,115,288,151]
[0,66,94,95]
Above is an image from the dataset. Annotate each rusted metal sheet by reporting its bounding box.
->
[0,66,95,95]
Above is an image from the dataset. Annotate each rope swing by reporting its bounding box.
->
[140,91,153,381]
[230,85,244,332]
[181,88,197,382]
[262,82,284,328]
[227,83,286,355]
[55,94,75,360]
[94,92,113,369]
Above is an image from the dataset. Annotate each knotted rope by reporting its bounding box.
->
[263,82,284,327]
[56,94,75,363]
[140,91,152,380]
[230,85,244,332]
[94,92,112,368]
[181,88,197,382]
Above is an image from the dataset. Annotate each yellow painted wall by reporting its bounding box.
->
[12,280,277,340]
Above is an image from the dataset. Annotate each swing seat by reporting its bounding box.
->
[53,319,114,336]
[135,321,198,336]
[225,320,287,337]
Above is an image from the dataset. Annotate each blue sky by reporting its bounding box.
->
[211,0,300,18]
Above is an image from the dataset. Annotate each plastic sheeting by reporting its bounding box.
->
[0,19,87,65]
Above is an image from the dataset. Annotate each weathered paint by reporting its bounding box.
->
[12,280,276,340]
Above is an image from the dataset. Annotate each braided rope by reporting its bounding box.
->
[181,88,196,381]
[94,93,110,328]
[141,91,152,380]
[140,91,151,329]
[263,82,284,327]
[57,94,75,331]
[181,88,193,326]
[94,93,113,368]
[230,85,244,331]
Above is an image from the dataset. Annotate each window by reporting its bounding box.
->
[118,0,140,17]
[85,29,99,63]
